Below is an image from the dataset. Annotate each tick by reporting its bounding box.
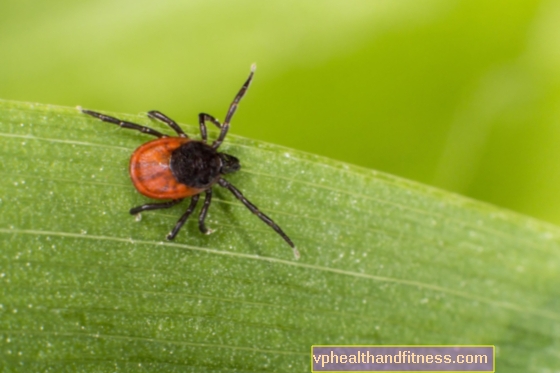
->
[82,65,297,257]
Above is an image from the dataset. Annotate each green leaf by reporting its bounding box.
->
[1,99,559,372]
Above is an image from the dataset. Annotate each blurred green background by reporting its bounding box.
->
[1,0,560,225]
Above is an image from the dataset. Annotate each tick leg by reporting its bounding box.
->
[198,189,213,234]
[129,199,183,215]
[198,113,222,143]
[212,64,256,149]
[147,110,188,138]
[167,195,200,240]
[81,109,165,138]
[218,178,298,258]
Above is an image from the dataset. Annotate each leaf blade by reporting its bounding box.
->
[1,99,559,371]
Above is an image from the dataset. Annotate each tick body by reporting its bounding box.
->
[82,65,298,258]
[129,137,199,199]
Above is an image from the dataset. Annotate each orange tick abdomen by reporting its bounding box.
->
[129,137,204,199]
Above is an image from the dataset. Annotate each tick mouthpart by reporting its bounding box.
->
[219,153,241,174]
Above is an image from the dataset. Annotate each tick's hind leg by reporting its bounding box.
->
[147,110,188,138]
[167,195,200,240]
[130,199,183,215]
[198,189,214,234]
[81,109,165,138]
